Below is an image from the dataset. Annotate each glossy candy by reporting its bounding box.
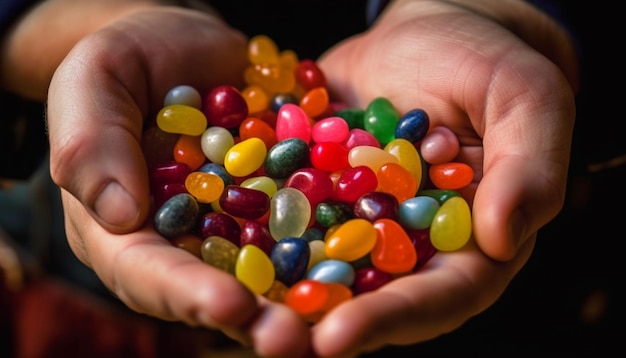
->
[348,145,398,173]
[352,267,394,295]
[271,237,311,287]
[236,244,275,294]
[284,279,329,315]
[157,104,207,136]
[353,192,399,222]
[395,108,430,143]
[306,259,355,287]
[310,142,350,172]
[241,85,269,114]
[200,126,234,165]
[275,103,311,143]
[315,202,354,228]
[224,137,267,177]
[264,138,310,179]
[240,220,276,256]
[295,59,327,90]
[371,218,418,273]
[203,85,249,129]
[201,236,240,274]
[335,166,378,204]
[269,188,311,241]
[197,212,241,246]
[398,195,441,230]
[184,171,225,204]
[311,116,349,144]
[219,185,270,220]
[299,87,329,118]
[239,116,278,150]
[164,85,202,108]
[384,138,423,187]
[154,193,199,240]
[324,218,377,262]
[430,196,472,251]
[284,168,333,210]
[376,162,418,203]
[429,162,474,190]
[363,97,399,146]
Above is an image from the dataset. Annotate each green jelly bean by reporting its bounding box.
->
[363,97,399,146]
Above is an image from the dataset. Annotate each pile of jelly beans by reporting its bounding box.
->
[143,35,473,323]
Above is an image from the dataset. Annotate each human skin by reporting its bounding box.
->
[4,0,577,357]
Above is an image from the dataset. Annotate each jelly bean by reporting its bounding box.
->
[342,128,381,150]
[201,236,240,274]
[264,280,289,303]
[197,162,236,186]
[244,63,296,94]
[200,126,234,165]
[398,195,441,230]
[417,189,461,204]
[184,171,224,204]
[335,166,378,204]
[269,188,311,241]
[240,176,278,198]
[395,108,430,143]
[271,92,299,113]
[284,279,329,315]
[420,126,460,164]
[384,138,423,186]
[271,237,311,287]
[247,34,280,65]
[429,162,474,190]
[371,218,417,273]
[149,161,192,188]
[284,168,333,210]
[157,104,207,136]
[173,134,205,170]
[315,202,354,228]
[295,59,327,91]
[307,259,355,287]
[335,108,365,130]
[353,192,399,222]
[324,218,377,262]
[279,49,299,73]
[224,137,267,177]
[264,138,310,179]
[142,126,179,168]
[301,227,325,242]
[363,97,399,146]
[348,145,398,173]
[376,162,418,203]
[152,182,188,210]
[154,193,199,240]
[299,87,329,118]
[311,116,349,144]
[236,244,275,294]
[275,103,311,143]
[300,282,353,324]
[352,267,394,295]
[406,228,437,271]
[241,85,270,114]
[430,196,472,251]
[310,142,350,172]
[197,212,241,246]
[307,239,327,270]
[170,233,202,259]
[240,220,276,256]
[239,116,278,150]
[219,185,270,220]
[202,85,249,129]
[163,85,202,108]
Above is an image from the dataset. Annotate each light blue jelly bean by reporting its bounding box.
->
[398,195,441,230]
[307,259,355,287]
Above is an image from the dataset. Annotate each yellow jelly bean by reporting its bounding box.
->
[307,240,328,271]
[236,244,275,294]
[248,34,280,65]
[184,172,225,204]
[224,137,267,177]
[430,196,472,251]
[156,104,207,136]
[325,218,377,262]
[384,138,423,186]
[240,176,278,198]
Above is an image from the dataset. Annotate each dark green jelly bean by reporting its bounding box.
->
[264,138,310,179]
[417,189,461,204]
[154,193,199,239]
[335,108,365,130]
[315,202,354,228]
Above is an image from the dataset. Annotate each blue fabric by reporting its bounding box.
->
[0,0,39,32]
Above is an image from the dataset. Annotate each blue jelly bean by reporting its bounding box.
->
[270,237,311,287]
[395,108,430,143]
[154,193,199,239]
[307,259,355,287]
[398,195,441,230]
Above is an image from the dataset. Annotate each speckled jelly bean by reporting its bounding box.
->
[235,244,275,294]
[430,196,472,251]
[197,212,241,246]
[395,108,430,143]
[264,138,310,179]
[315,202,354,228]
[311,116,349,144]
[224,137,267,177]
[164,85,202,108]
[239,116,278,150]
[348,145,398,173]
[295,59,327,91]
[201,236,240,274]
[200,126,234,165]
[154,193,199,240]
[377,162,418,203]
[306,259,355,287]
[299,87,329,118]
[283,168,333,210]
[269,188,311,241]
[271,237,311,287]
[157,104,207,136]
[324,218,377,262]
[239,220,276,256]
[335,165,378,204]
[219,185,270,220]
[363,97,399,146]
[310,142,350,172]
[352,267,394,295]
[275,103,311,143]
[398,195,441,230]
[429,162,474,190]
[371,218,418,273]
[384,138,423,187]
[182,171,222,204]
[353,192,399,222]
[202,85,249,129]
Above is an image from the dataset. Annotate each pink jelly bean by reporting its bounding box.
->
[342,128,381,150]
[311,116,349,144]
[275,103,312,143]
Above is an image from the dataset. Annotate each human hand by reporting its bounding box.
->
[308,0,578,355]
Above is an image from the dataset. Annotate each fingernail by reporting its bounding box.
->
[93,181,139,229]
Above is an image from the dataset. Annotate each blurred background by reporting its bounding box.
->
[1,1,622,357]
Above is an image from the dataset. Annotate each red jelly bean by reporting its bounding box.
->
[239,116,278,150]
[284,279,329,315]
[219,185,270,220]
[203,85,249,129]
[429,162,474,190]
[352,267,394,295]
[197,212,242,246]
[284,168,333,210]
[335,166,378,204]
[310,142,349,172]
[371,218,417,273]
[295,59,327,91]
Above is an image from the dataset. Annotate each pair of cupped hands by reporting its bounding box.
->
[45,0,577,357]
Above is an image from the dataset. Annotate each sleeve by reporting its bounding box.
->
[0,0,40,33]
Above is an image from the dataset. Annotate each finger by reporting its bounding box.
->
[47,8,248,233]
[61,189,259,328]
[311,239,534,357]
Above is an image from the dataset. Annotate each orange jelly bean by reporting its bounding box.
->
[241,85,270,114]
[371,218,418,273]
[299,86,329,118]
[173,134,206,170]
[184,172,225,203]
[239,117,278,150]
[377,162,418,203]
[429,162,474,190]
